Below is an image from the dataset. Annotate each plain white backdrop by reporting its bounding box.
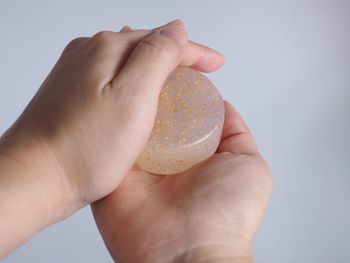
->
[0,0,349,262]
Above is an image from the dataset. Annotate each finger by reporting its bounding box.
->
[112,21,225,97]
[117,30,225,72]
[183,41,225,72]
[218,101,259,156]
[86,27,224,87]
[116,31,225,72]
[120,25,132,32]
[150,19,224,71]
[111,20,188,105]
[62,37,89,57]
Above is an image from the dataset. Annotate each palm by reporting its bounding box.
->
[92,102,272,263]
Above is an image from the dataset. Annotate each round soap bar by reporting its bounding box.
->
[136,67,224,175]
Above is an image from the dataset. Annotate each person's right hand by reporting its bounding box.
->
[0,20,224,257]
[92,101,272,263]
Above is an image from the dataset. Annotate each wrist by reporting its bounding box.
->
[174,223,253,263]
[120,225,253,263]
[174,244,253,263]
[0,128,79,224]
[0,128,80,257]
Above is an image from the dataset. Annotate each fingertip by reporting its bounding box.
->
[153,19,185,31]
[198,50,225,72]
[223,100,235,113]
[218,100,259,155]
[184,41,225,73]
[120,25,132,32]
[221,100,249,141]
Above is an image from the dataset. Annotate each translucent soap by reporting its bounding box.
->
[137,67,224,175]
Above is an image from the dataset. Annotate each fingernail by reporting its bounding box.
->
[164,19,183,27]
[153,19,183,30]
[120,25,132,32]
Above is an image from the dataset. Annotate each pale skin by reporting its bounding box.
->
[0,20,272,262]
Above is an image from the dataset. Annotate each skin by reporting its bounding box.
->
[0,20,272,262]
[92,102,272,263]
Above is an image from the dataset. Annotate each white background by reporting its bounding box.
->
[1,0,349,262]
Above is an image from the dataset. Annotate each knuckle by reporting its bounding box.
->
[90,31,115,47]
[65,37,86,50]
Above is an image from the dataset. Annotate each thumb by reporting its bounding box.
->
[218,101,260,156]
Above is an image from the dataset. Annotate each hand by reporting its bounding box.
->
[0,20,224,257]
[92,102,272,263]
